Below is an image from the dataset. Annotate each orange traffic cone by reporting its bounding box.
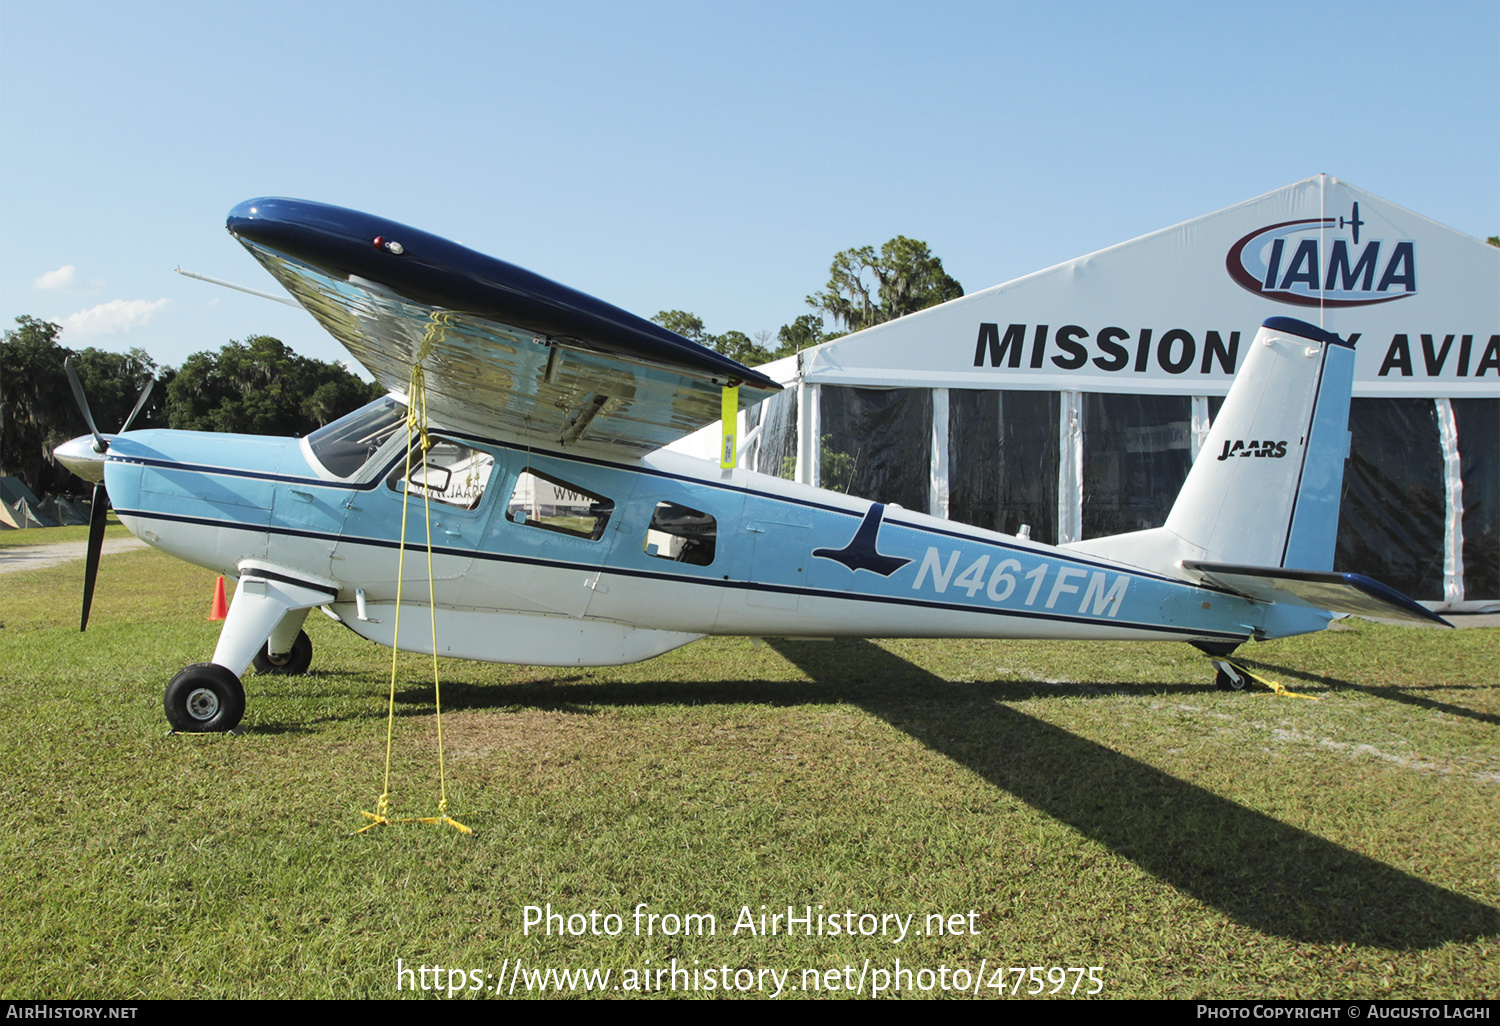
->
[209,576,228,621]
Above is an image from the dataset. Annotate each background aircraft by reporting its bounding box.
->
[55,199,1447,732]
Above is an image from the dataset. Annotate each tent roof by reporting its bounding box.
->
[796,176,1498,398]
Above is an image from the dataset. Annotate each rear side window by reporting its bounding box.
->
[507,469,613,540]
[644,501,716,566]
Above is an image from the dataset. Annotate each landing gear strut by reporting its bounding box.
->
[1212,660,1249,691]
[167,566,333,732]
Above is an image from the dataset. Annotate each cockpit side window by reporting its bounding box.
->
[507,469,613,541]
[306,397,406,479]
[386,438,494,511]
[644,501,716,566]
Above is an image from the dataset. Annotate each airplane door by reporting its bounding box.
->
[270,441,349,579]
[740,501,816,617]
[334,437,497,593]
[466,463,634,619]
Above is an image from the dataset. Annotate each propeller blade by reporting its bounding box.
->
[63,357,107,453]
[118,376,156,433]
[80,482,109,632]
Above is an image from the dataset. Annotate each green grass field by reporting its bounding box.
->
[0,540,1495,999]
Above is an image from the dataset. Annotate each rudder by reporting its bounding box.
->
[1166,317,1354,570]
[1066,317,1355,573]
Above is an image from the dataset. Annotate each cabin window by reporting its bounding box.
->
[306,396,406,478]
[386,438,494,510]
[644,501,716,566]
[507,469,613,540]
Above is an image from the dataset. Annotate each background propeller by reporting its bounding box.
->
[61,356,154,631]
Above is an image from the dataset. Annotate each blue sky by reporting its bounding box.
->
[2,0,1496,372]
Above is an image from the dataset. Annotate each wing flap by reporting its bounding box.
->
[1182,561,1452,627]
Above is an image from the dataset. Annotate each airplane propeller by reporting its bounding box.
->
[58,357,155,631]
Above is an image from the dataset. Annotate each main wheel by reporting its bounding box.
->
[164,663,245,733]
[253,630,313,676]
[1214,661,1249,692]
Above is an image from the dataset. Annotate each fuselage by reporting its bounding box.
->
[100,400,1330,667]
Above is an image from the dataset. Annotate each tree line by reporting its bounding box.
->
[0,317,382,498]
[1,234,962,499]
[655,235,962,365]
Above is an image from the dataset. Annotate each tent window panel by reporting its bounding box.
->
[1081,394,1193,539]
[949,390,1059,544]
[818,386,931,509]
[644,501,717,566]
[1334,399,1443,599]
[738,400,762,471]
[1452,398,1497,601]
[754,385,800,480]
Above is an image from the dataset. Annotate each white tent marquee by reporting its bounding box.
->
[698,176,1498,609]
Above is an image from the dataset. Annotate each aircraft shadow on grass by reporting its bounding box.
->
[768,639,1498,951]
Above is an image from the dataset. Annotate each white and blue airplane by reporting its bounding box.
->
[55,198,1448,732]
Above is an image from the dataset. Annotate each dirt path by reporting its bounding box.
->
[0,537,149,575]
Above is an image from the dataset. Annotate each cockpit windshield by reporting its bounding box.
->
[305,396,407,478]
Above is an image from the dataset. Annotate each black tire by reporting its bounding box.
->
[1214,662,1249,692]
[253,630,313,676]
[164,663,245,733]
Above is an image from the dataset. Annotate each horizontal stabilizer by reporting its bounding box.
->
[1182,561,1451,627]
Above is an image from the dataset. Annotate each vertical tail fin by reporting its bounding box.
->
[1065,317,1355,573]
[1166,317,1354,571]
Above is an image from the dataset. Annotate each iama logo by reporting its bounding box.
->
[1226,202,1416,308]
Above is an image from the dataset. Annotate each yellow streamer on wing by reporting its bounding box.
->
[719,384,737,469]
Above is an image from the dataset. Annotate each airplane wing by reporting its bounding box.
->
[226,198,781,459]
[1181,561,1452,627]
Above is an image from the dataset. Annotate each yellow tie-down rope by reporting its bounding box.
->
[358,352,472,835]
[1209,657,1320,700]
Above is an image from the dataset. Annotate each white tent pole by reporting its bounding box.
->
[1190,396,1212,459]
[1435,398,1466,606]
[1058,391,1083,544]
[930,388,950,519]
[796,382,820,487]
